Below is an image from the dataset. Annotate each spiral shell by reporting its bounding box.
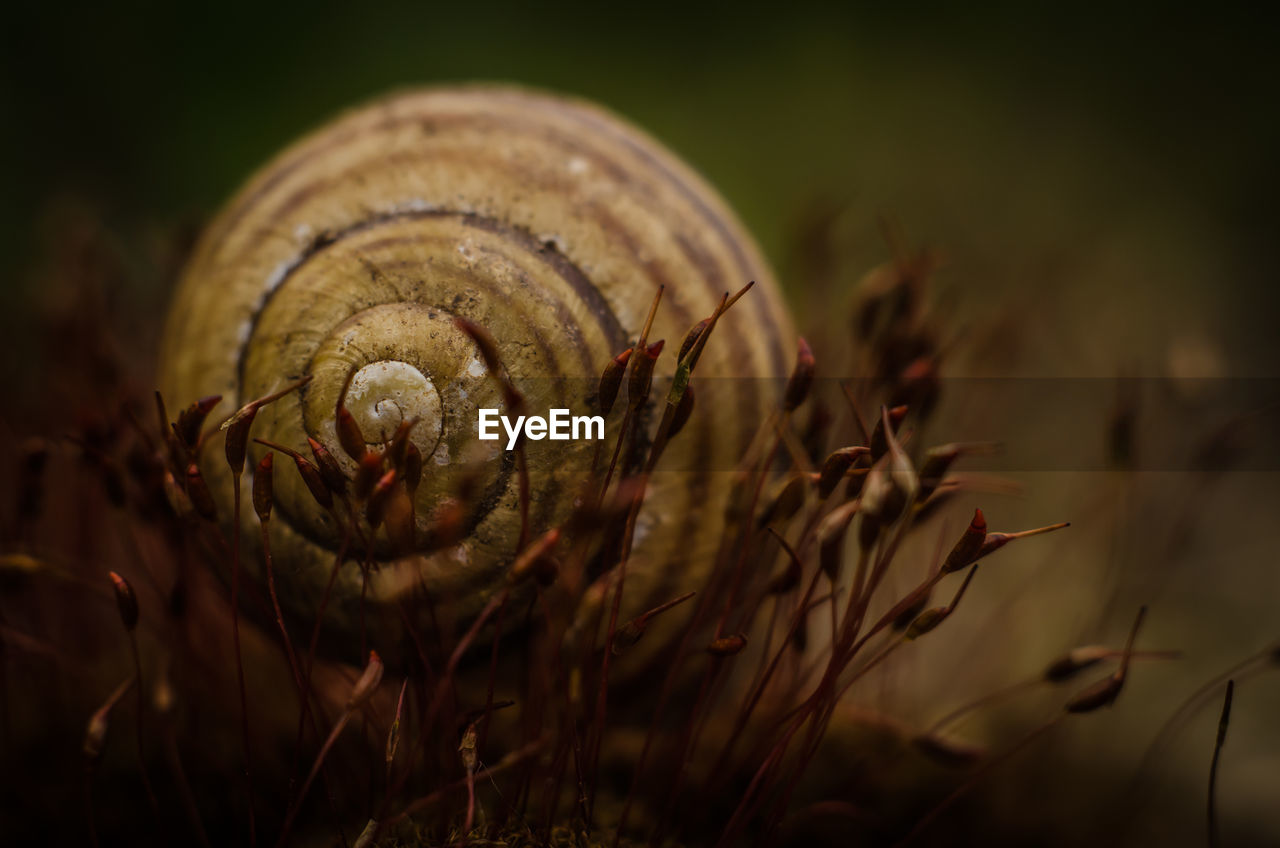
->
[160,86,796,660]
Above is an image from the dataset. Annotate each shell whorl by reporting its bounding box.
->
[160,86,796,658]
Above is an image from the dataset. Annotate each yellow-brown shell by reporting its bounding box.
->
[160,85,796,660]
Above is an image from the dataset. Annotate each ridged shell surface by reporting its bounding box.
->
[159,86,796,659]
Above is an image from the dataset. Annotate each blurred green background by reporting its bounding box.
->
[3,1,1277,380]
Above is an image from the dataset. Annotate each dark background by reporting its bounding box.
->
[2,4,1279,844]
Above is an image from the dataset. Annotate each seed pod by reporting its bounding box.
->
[941,509,987,574]
[611,590,696,655]
[223,406,257,476]
[185,462,218,521]
[972,521,1071,565]
[253,453,274,522]
[83,676,135,764]
[912,733,984,767]
[1065,675,1124,714]
[678,318,709,364]
[906,606,949,640]
[307,436,348,495]
[335,406,367,462]
[108,571,138,631]
[916,443,961,502]
[348,650,385,710]
[628,339,664,412]
[757,474,807,528]
[816,500,860,582]
[783,337,815,412]
[869,404,908,461]
[1043,645,1112,683]
[293,454,334,511]
[817,446,868,499]
[597,347,633,417]
[175,395,222,449]
[892,590,932,632]
[386,418,417,472]
[765,537,803,595]
[707,634,748,656]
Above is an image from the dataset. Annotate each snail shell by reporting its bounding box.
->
[160,86,796,661]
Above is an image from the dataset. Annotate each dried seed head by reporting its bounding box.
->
[1065,606,1146,713]
[628,339,665,411]
[223,406,257,476]
[597,347,634,417]
[942,509,987,574]
[817,500,860,582]
[678,318,709,364]
[387,418,418,471]
[1044,645,1112,683]
[175,395,222,449]
[253,452,274,522]
[108,571,138,631]
[348,650,384,710]
[906,606,950,640]
[335,406,367,462]
[869,404,908,461]
[974,522,1071,563]
[783,337,816,412]
[1064,674,1124,714]
[892,591,932,632]
[307,436,348,495]
[185,462,217,521]
[765,530,803,595]
[612,590,697,655]
[917,443,962,502]
[817,446,868,499]
[707,634,748,657]
[758,474,807,528]
[293,454,334,511]
[83,676,134,764]
[912,733,984,767]
[612,619,647,655]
